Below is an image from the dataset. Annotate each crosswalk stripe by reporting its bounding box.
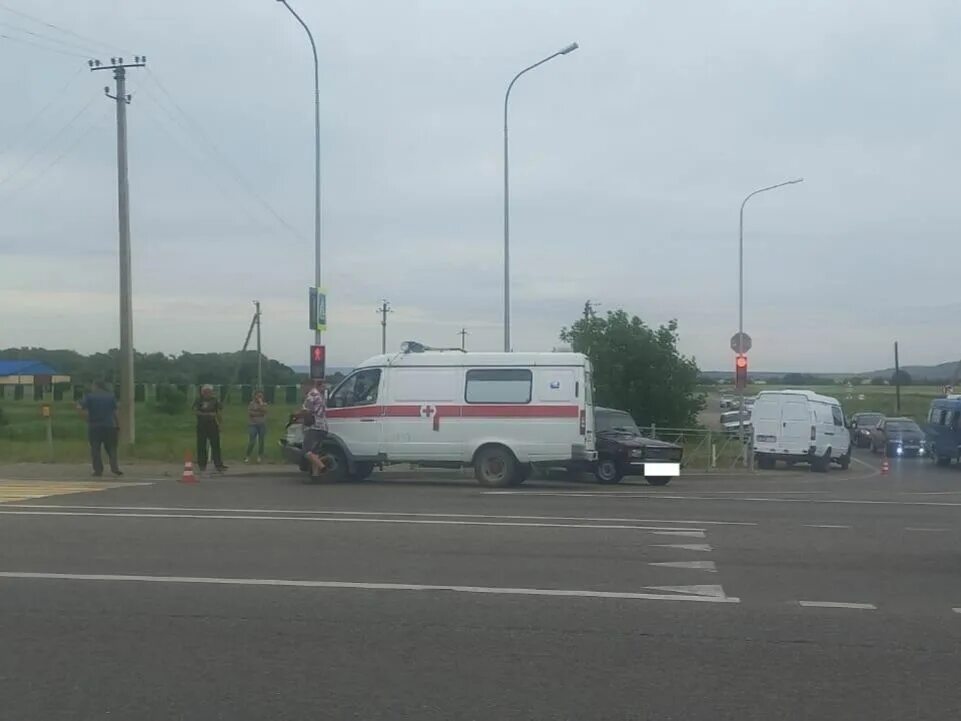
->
[0,481,131,504]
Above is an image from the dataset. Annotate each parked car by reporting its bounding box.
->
[719,396,736,410]
[585,407,683,485]
[869,417,926,457]
[752,389,852,471]
[279,349,597,487]
[849,411,884,448]
[720,409,751,437]
[923,396,961,466]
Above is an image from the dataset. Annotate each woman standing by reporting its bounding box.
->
[244,390,269,463]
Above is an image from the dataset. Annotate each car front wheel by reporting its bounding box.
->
[594,458,624,484]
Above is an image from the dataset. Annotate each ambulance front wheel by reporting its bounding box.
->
[473,445,517,487]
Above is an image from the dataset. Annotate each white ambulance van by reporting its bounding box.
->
[752,389,851,472]
[311,349,597,486]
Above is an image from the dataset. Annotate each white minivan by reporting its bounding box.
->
[752,390,851,472]
[286,349,597,487]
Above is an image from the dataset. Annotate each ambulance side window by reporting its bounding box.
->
[465,369,532,404]
[329,369,381,408]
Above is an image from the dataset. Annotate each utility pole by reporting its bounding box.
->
[894,341,901,414]
[254,301,263,390]
[458,328,469,351]
[377,299,392,354]
[90,56,146,445]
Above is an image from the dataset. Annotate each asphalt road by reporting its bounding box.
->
[2,450,959,720]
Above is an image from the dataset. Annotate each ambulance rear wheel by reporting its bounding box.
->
[474,446,517,487]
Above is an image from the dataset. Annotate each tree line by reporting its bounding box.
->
[0,347,302,386]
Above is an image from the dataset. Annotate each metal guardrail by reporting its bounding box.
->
[637,426,752,472]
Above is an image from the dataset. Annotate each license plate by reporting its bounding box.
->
[757,435,776,442]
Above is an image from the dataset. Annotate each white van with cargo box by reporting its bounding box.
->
[751,390,851,472]
[283,349,597,487]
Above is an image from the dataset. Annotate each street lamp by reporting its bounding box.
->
[737,177,804,462]
[503,42,579,352]
[275,0,322,344]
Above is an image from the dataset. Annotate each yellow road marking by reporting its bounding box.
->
[0,481,134,504]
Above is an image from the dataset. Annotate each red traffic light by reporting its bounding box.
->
[309,345,326,379]
[735,355,747,369]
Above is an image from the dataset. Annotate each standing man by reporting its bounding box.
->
[78,380,123,477]
[300,379,328,478]
[193,384,228,474]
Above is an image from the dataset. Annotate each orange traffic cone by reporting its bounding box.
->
[880,457,890,475]
[180,451,198,484]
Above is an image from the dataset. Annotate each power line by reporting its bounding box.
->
[134,87,281,237]
[0,2,127,55]
[0,66,85,158]
[0,92,99,190]
[0,105,111,203]
[0,19,104,57]
[143,68,306,243]
[0,30,90,59]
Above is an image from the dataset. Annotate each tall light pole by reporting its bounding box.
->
[503,42,578,352]
[275,0,322,344]
[737,177,804,462]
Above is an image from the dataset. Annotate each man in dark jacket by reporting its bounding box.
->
[193,384,228,474]
[78,380,123,477]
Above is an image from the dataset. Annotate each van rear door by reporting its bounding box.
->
[752,397,781,448]
[781,399,811,454]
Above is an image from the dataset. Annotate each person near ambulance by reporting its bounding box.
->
[299,379,328,478]
[193,384,228,474]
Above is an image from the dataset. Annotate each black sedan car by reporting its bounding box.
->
[589,407,683,485]
[869,417,926,457]
[849,411,883,448]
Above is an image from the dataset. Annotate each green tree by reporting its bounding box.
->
[560,303,704,428]
[891,369,912,386]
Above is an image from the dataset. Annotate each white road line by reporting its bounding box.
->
[798,601,877,610]
[0,571,741,603]
[0,504,755,526]
[645,584,728,598]
[651,543,713,552]
[953,608,961,614]
[802,524,852,529]
[651,530,707,538]
[0,509,701,532]
[531,493,961,509]
[904,527,951,533]
[649,561,717,572]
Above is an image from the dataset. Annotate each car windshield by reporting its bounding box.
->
[856,414,882,425]
[596,412,639,434]
[887,421,921,432]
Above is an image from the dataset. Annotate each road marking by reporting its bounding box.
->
[953,608,961,614]
[0,571,741,604]
[0,509,702,533]
[645,584,727,598]
[651,530,706,538]
[904,527,951,533]
[0,481,137,504]
[527,493,961,509]
[649,561,716,572]
[798,601,877,610]
[0,504,756,526]
[803,524,852,529]
[652,543,713,552]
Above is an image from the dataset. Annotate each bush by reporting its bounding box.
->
[155,384,187,415]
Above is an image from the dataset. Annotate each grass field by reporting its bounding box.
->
[0,400,304,464]
[0,384,944,465]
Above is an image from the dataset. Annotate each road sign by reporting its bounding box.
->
[730,332,752,354]
[308,287,327,331]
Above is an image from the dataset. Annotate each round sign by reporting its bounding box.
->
[730,332,752,354]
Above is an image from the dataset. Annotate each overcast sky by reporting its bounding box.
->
[1,0,960,373]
